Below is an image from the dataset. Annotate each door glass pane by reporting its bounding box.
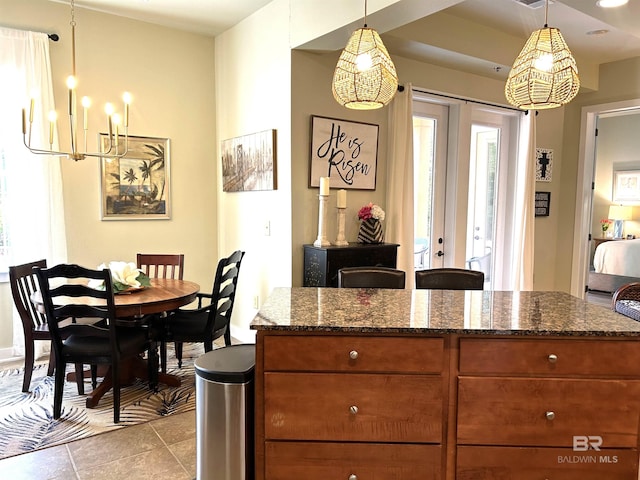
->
[466,124,498,289]
[413,116,435,270]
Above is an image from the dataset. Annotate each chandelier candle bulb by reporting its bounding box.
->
[21,109,26,135]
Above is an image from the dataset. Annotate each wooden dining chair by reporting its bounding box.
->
[165,250,245,368]
[136,253,184,372]
[415,268,484,290]
[34,263,151,423]
[9,259,54,392]
[136,253,184,280]
[337,266,406,289]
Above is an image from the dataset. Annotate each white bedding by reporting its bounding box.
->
[593,238,640,277]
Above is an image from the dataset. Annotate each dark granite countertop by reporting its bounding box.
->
[250,287,640,336]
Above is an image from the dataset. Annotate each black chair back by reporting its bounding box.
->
[9,259,51,392]
[206,250,245,345]
[338,266,406,289]
[415,268,484,290]
[34,263,148,423]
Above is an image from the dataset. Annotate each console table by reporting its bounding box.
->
[303,242,399,287]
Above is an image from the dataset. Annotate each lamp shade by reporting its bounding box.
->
[609,205,632,220]
[505,26,580,110]
[332,27,398,110]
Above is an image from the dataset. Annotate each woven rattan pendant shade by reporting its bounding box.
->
[332,27,398,110]
[505,25,580,110]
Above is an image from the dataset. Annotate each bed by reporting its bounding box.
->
[589,238,640,293]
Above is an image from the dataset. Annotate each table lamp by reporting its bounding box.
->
[608,205,632,238]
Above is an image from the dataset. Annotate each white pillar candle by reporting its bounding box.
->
[337,189,347,208]
[319,177,330,196]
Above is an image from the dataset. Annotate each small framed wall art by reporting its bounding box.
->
[535,147,553,182]
[99,134,170,220]
[613,169,640,202]
[309,115,379,190]
[221,129,277,192]
[535,191,550,217]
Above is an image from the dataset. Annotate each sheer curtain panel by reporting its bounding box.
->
[0,27,67,358]
[385,84,415,288]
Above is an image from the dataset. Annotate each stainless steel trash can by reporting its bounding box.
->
[194,344,255,480]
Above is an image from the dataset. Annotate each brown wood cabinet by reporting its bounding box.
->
[255,333,640,479]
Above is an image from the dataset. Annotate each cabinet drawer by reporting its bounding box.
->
[264,335,444,373]
[266,442,441,480]
[457,377,640,447]
[459,338,640,376]
[457,446,637,479]
[265,372,443,443]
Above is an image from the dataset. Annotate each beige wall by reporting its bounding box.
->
[214,0,293,342]
[291,51,565,291]
[1,0,217,352]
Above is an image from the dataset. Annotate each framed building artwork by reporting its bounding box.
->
[535,147,553,182]
[99,134,170,220]
[221,129,277,192]
[309,115,379,190]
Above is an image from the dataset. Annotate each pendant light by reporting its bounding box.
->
[505,0,579,110]
[332,0,398,110]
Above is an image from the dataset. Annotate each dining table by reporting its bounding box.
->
[32,278,200,408]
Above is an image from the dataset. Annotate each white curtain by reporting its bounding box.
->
[385,84,415,288]
[0,27,68,357]
[510,111,536,290]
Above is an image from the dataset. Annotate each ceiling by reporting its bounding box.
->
[52,0,640,85]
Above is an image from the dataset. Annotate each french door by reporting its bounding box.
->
[413,100,448,270]
[413,94,519,290]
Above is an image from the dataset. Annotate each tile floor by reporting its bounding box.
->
[0,409,196,480]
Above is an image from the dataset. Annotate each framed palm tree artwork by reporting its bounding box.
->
[99,134,171,220]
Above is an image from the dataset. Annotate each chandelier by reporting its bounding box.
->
[504,0,580,110]
[331,0,398,109]
[22,0,130,161]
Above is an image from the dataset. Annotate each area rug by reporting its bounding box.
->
[0,342,207,460]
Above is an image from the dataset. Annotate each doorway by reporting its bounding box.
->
[571,99,640,298]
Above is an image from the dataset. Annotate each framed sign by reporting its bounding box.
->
[100,134,170,220]
[535,147,553,182]
[535,191,550,217]
[221,129,277,192]
[613,169,640,202]
[309,115,379,190]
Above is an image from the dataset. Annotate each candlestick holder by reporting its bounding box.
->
[334,207,348,246]
[313,194,331,247]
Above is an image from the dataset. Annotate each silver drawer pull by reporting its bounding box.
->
[349,475,358,480]
[350,405,359,415]
[548,354,558,363]
[546,411,555,420]
[349,350,359,360]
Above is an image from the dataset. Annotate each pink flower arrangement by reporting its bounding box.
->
[600,218,612,233]
[358,202,385,221]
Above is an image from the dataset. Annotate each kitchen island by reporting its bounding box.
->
[250,287,640,480]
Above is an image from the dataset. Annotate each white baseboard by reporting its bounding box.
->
[0,347,20,364]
